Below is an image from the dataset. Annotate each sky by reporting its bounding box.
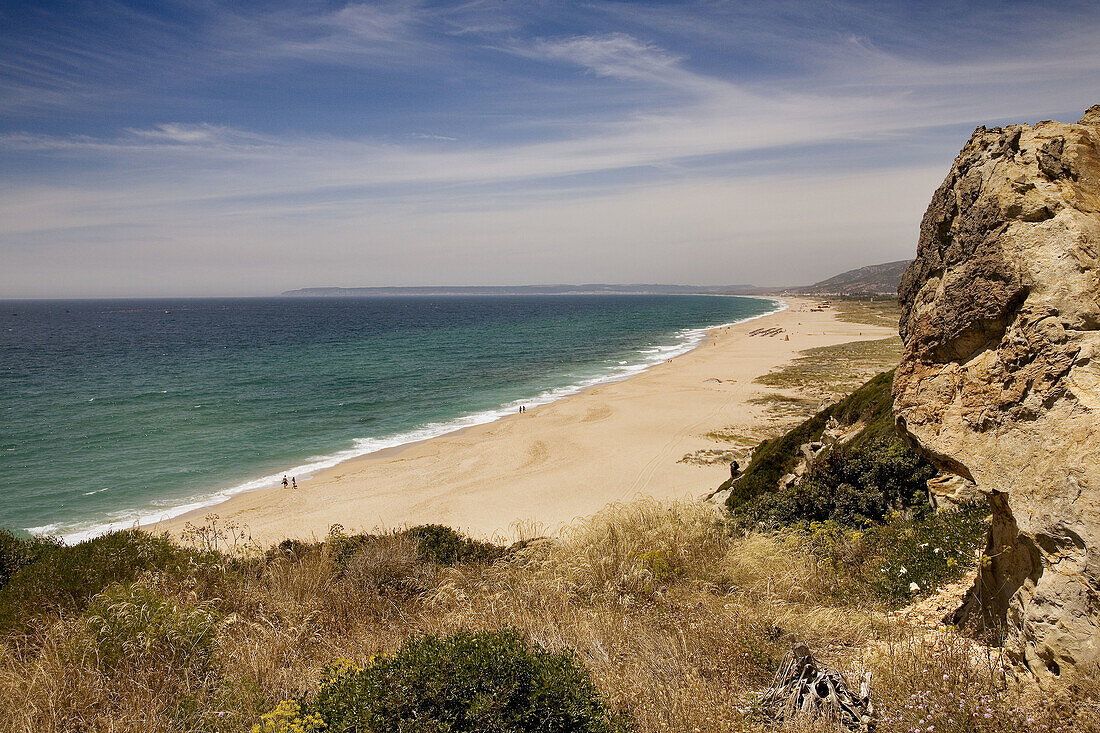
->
[2,1,1100,297]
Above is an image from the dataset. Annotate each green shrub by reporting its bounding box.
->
[326,523,508,572]
[292,629,630,732]
[265,537,319,563]
[731,438,936,529]
[864,502,989,601]
[84,577,221,674]
[403,524,508,565]
[800,502,989,603]
[0,529,59,589]
[725,370,901,510]
[324,523,369,570]
[0,529,203,632]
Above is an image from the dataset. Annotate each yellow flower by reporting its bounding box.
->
[254,700,326,733]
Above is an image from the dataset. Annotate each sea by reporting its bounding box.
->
[0,295,782,542]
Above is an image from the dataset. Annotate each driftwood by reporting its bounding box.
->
[759,643,874,731]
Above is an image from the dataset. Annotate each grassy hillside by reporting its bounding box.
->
[0,498,1095,732]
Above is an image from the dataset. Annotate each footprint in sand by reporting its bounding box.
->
[582,405,612,422]
[524,440,549,466]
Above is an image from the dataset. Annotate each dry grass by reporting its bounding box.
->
[0,501,1094,732]
[701,427,779,446]
[831,299,903,329]
[755,337,902,399]
[749,393,824,421]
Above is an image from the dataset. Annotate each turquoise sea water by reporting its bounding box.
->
[1,295,781,541]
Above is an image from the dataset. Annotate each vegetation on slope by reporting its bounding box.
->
[721,370,904,510]
[733,438,936,529]
[0,528,206,633]
[271,629,630,733]
[720,369,990,603]
[0,500,1095,732]
[754,336,903,400]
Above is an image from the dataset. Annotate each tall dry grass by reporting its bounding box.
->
[0,498,1095,732]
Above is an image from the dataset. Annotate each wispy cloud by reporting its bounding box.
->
[527,34,683,83]
[125,123,239,144]
[217,1,428,62]
[407,132,458,141]
[3,1,1100,296]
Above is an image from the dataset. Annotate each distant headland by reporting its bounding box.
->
[281,284,759,297]
[281,260,912,299]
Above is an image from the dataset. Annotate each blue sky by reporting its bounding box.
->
[2,0,1099,296]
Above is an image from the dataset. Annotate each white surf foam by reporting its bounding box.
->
[38,298,786,544]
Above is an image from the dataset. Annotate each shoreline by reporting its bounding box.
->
[149,296,786,538]
[155,296,895,546]
[53,295,785,543]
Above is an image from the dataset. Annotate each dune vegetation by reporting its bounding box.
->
[0,491,1097,732]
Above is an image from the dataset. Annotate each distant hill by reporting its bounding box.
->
[281,262,911,299]
[281,284,758,297]
[793,260,910,297]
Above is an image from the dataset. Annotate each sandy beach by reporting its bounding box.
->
[160,298,897,545]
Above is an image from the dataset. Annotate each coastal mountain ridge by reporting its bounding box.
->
[281,260,910,298]
[792,259,911,297]
[281,284,758,296]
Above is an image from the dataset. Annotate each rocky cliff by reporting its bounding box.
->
[894,106,1100,675]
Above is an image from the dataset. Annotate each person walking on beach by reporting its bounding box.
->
[291,477,297,489]
[282,475,289,488]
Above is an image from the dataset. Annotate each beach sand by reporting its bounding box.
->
[160,298,897,545]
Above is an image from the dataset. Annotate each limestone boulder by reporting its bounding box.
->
[894,107,1100,675]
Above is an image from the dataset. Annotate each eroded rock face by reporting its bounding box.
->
[894,108,1100,675]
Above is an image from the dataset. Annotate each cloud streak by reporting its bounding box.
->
[2,1,1100,296]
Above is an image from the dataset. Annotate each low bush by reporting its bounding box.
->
[261,629,630,733]
[0,529,205,632]
[731,437,936,529]
[327,530,437,620]
[264,537,318,563]
[864,502,989,601]
[404,523,509,565]
[725,370,904,510]
[84,577,221,675]
[0,530,59,589]
[325,523,507,573]
[253,699,326,733]
[800,502,989,603]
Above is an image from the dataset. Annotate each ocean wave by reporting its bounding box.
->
[39,298,786,544]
